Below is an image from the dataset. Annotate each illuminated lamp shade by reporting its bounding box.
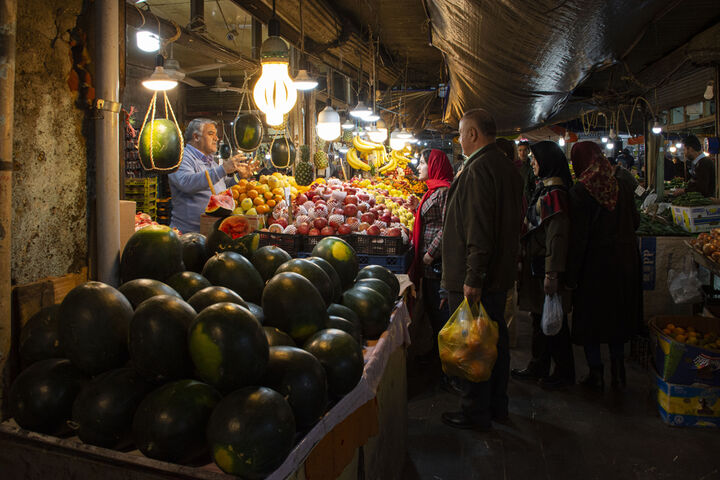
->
[389,129,407,151]
[293,69,318,91]
[558,137,566,147]
[669,145,677,153]
[363,113,380,122]
[136,30,160,52]
[350,100,372,118]
[142,66,178,91]
[396,127,413,139]
[316,105,341,141]
[601,136,608,143]
[342,116,355,129]
[253,34,297,126]
[367,119,388,143]
[606,142,614,150]
[652,120,662,135]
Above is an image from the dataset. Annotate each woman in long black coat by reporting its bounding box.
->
[566,141,641,391]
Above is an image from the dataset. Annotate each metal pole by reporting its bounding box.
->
[95,0,121,284]
[0,0,17,417]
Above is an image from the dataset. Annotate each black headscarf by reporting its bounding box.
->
[525,141,572,230]
[529,141,573,188]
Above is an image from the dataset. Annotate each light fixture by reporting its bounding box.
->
[253,12,297,126]
[363,113,380,122]
[558,137,566,147]
[601,136,608,143]
[704,81,714,100]
[652,120,662,135]
[675,142,682,149]
[265,153,271,160]
[389,129,407,150]
[396,126,413,139]
[514,140,519,145]
[606,142,614,150]
[367,119,388,143]
[136,30,160,52]
[316,105,341,141]
[293,69,318,91]
[142,55,178,91]
[669,145,677,153]
[564,130,571,141]
[350,100,372,118]
[341,117,355,129]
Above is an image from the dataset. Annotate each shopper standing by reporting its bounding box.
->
[518,140,537,201]
[440,109,523,430]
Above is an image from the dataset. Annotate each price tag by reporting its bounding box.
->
[284,187,291,207]
[635,185,646,197]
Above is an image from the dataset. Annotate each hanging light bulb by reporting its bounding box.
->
[606,142,614,150]
[368,119,388,143]
[704,81,714,100]
[136,30,160,52]
[675,142,682,149]
[341,116,355,129]
[389,129,407,150]
[652,120,662,135]
[350,100,372,118]
[558,137,566,147]
[142,55,178,91]
[293,69,318,91]
[601,136,608,143]
[316,105,341,141]
[364,112,380,122]
[669,145,677,153]
[396,126,413,139]
[253,16,297,126]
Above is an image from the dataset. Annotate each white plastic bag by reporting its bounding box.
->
[541,294,563,336]
[668,256,703,304]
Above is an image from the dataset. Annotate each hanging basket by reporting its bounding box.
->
[231,76,264,152]
[269,133,296,170]
[137,91,184,173]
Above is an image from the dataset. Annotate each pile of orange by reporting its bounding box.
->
[230,173,301,216]
[661,323,720,350]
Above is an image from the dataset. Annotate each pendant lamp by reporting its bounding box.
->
[317,105,341,141]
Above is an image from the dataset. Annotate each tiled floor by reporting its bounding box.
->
[403,313,720,480]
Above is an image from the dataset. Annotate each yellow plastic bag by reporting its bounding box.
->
[438,297,499,382]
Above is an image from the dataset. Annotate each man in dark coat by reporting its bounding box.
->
[440,108,523,430]
[682,134,714,197]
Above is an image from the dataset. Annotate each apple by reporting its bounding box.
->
[360,212,376,224]
[314,199,327,206]
[358,203,369,213]
[296,193,308,205]
[337,224,352,235]
[309,227,320,236]
[367,225,381,236]
[344,195,359,205]
[380,213,392,224]
[390,215,400,224]
[357,193,370,202]
[368,197,376,207]
[358,222,371,232]
[344,187,357,195]
[343,204,358,217]
[321,226,335,236]
[328,217,343,228]
[306,191,316,201]
[313,217,328,230]
[296,222,310,235]
[387,227,402,237]
[334,208,345,215]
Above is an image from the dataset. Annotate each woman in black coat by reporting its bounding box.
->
[566,141,641,391]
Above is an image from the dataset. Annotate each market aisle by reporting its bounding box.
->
[403,312,720,480]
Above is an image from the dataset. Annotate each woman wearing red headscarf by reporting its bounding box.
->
[566,141,641,392]
[409,149,454,355]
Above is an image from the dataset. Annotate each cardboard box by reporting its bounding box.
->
[655,373,720,428]
[119,200,137,251]
[638,236,693,322]
[650,316,720,386]
[671,205,720,233]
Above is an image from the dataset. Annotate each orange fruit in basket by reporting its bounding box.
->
[253,196,265,206]
[267,199,276,208]
[675,334,687,343]
[232,189,239,200]
[264,191,274,200]
[272,187,284,196]
[238,179,248,187]
[258,184,270,194]
[666,323,676,330]
[247,189,259,199]
[662,328,672,335]
[256,204,270,215]
[274,194,283,203]
[674,327,685,335]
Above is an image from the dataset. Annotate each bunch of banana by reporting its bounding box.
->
[378,147,398,174]
[346,147,370,171]
[352,135,384,153]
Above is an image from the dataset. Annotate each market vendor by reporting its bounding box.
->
[674,134,714,197]
[169,118,257,233]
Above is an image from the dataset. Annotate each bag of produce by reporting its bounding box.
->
[541,294,563,336]
[438,298,498,382]
[668,255,702,304]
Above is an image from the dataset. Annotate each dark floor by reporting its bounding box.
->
[403,312,720,480]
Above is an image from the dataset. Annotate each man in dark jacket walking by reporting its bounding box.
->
[441,108,523,430]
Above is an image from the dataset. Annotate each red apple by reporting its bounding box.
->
[296,193,308,204]
[344,187,357,195]
[343,204,359,217]
[314,199,327,206]
[305,191,316,201]
[367,225,381,236]
[360,212,376,224]
[276,218,288,229]
[313,217,328,230]
[344,195,359,205]
[358,222,371,232]
[328,217,343,228]
[387,227,401,237]
[296,222,310,235]
[321,226,335,236]
[337,224,352,235]
[380,213,392,224]
[368,197,376,207]
[390,215,400,224]
[309,227,320,236]
[357,193,370,202]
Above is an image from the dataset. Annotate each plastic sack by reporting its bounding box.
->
[438,297,498,382]
[668,256,703,304]
[640,192,657,211]
[541,294,563,336]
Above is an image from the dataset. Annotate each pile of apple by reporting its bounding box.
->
[267,178,411,242]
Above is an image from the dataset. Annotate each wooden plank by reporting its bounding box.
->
[12,268,88,328]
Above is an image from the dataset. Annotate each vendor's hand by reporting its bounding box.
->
[409,195,420,211]
[544,274,559,295]
[463,284,482,306]
[222,155,239,174]
[423,252,433,265]
[235,157,261,179]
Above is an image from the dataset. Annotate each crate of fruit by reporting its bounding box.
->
[650,316,720,387]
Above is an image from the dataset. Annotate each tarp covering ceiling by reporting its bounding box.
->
[426,0,679,133]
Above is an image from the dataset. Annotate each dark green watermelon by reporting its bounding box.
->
[269,137,296,169]
[118,278,182,309]
[326,315,362,344]
[303,329,363,397]
[262,272,328,344]
[132,379,221,465]
[202,252,264,304]
[246,302,265,324]
[187,285,248,312]
[207,386,295,477]
[251,245,292,283]
[59,282,133,375]
[9,358,87,435]
[19,305,63,368]
[188,303,269,393]
[179,233,209,273]
[233,112,264,152]
[165,271,212,300]
[261,346,327,428]
[275,258,333,306]
[327,303,361,330]
[263,326,296,347]
[311,237,358,289]
[207,220,260,258]
[129,295,196,383]
[120,225,185,284]
[307,256,342,303]
[138,119,183,172]
[356,265,400,298]
[355,278,394,311]
[342,285,391,340]
[71,368,154,449]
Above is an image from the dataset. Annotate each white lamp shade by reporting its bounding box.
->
[253,59,298,126]
[396,128,413,139]
[317,105,341,141]
[652,121,662,134]
[389,130,406,150]
[350,100,372,118]
[363,113,380,122]
[136,30,160,52]
[142,66,178,91]
[368,128,387,143]
[293,69,318,90]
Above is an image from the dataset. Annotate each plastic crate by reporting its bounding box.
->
[629,334,651,370]
[302,234,355,253]
[257,231,303,257]
[357,250,412,273]
[125,178,158,188]
[353,234,407,255]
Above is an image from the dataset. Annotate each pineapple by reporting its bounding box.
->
[314,150,329,170]
[295,145,314,186]
[342,129,353,143]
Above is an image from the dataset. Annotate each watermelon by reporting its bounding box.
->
[326,315,362,344]
[311,237,358,289]
[307,256,342,303]
[120,225,185,283]
[129,295,196,383]
[356,265,400,298]
[19,305,63,368]
[132,379,221,464]
[201,252,264,303]
[261,346,327,428]
[233,112,264,152]
[188,302,269,393]
[263,326,296,347]
[187,285,248,312]
[342,285,391,340]
[71,368,154,449]
[206,217,258,257]
[179,232,209,273]
[269,137,296,169]
[205,191,235,217]
[207,386,295,477]
[251,245,292,283]
[9,358,87,435]
[327,303,361,330]
[138,118,183,172]
[262,272,328,344]
[246,302,265,324]
[165,271,212,300]
[303,329,363,397]
[59,282,133,375]
[355,278,395,311]
[118,278,181,309]
[275,258,333,306]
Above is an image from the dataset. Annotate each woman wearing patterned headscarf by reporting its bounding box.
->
[566,141,641,392]
[512,141,575,389]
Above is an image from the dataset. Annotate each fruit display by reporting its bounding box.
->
[137,118,183,173]
[296,145,314,186]
[205,190,235,216]
[689,229,720,264]
[660,323,720,350]
[346,136,411,174]
[229,172,303,217]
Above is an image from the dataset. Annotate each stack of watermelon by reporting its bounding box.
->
[10,226,399,477]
